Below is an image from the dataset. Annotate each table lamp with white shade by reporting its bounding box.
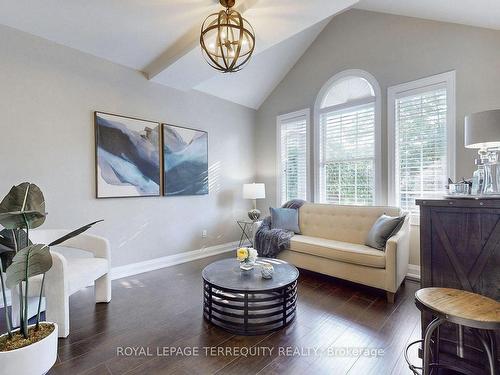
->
[243,183,266,221]
[465,109,500,195]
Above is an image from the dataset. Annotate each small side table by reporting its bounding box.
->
[237,219,255,247]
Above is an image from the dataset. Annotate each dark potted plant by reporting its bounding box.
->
[0,182,102,374]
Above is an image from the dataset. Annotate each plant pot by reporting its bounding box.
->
[0,323,58,375]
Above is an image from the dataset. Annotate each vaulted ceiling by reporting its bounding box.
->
[356,0,500,31]
[0,0,499,109]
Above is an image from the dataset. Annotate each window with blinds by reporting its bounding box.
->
[317,74,378,205]
[395,89,448,216]
[319,104,376,205]
[389,71,455,219]
[278,110,309,205]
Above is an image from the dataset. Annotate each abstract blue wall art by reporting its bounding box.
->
[162,124,208,196]
[95,112,161,198]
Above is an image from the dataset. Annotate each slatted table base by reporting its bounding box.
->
[203,280,298,335]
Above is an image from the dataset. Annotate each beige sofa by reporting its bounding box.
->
[258,203,410,303]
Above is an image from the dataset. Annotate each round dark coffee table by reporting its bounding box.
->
[202,258,299,335]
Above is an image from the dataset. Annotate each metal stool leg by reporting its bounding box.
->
[405,339,424,375]
[435,324,440,364]
[423,317,445,375]
[474,330,497,375]
[457,324,465,358]
[487,331,497,375]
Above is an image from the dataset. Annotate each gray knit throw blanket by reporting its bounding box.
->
[254,199,306,258]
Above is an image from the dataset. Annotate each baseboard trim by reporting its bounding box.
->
[110,240,243,281]
[2,247,420,308]
[406,264,421,281]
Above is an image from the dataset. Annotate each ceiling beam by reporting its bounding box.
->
[146,0,358,91]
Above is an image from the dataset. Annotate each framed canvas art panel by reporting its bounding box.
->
[95,112,161,198]
[162,124,209,196]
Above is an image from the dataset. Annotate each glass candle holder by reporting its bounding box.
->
[240,261,254,271]
[260,263,274,279]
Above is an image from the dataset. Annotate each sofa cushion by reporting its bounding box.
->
[365,214,406,250]
[23,247,109,296]
[270,207,300,233]
[289,235,386,268]
[65,257,108,293]
[298,203,401,244]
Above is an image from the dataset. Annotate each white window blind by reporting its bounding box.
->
[319,103,376,205]
[278,112,308,205]
[394,87,448,217]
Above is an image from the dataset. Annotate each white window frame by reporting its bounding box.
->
[276,108,311,206]
[387,71,456,223]
[313,69,382,204]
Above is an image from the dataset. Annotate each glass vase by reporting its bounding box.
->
[240,260,254,271]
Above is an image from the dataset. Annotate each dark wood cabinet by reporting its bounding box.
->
[417,198,500,374]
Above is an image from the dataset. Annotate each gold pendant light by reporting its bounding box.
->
[200,0,255,73]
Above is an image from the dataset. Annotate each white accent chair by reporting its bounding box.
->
[11,230,111,338]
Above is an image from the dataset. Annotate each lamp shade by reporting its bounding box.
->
[465,109,500,149]
[243,183,265,199]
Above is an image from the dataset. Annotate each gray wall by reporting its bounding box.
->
[255,9,500,266]
[0,25,256,267]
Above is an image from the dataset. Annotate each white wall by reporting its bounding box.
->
[0,25,256,267]
[255,10,500,266]
[3,10,500,271]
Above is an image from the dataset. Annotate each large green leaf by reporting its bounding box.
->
[0,183,46,229]
[0,211,46,229]
[0,229,31,269]
[5,244,52,289]
[0,251,14,272]
[0,229,30,250]
[49,220,104,246]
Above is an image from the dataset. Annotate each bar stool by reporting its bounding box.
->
[406,287,500,375]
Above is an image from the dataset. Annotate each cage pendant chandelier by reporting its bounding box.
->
[200,0,255,73]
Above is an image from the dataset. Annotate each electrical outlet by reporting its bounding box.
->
[202,230,207,238]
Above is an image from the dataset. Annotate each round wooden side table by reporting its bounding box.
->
[406,288,500,375]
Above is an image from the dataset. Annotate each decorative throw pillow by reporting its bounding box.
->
[365,214,406,250]
[270,207,300,234]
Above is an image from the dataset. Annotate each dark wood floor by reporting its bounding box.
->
[1,253,422,374]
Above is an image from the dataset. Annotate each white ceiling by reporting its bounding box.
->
[0,1,499,109]
[195,19,331,109]
[0,0,218,71]
[356,0,500,30]
[147,1,356,91]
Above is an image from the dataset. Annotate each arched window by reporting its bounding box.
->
[314,70,381,205]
